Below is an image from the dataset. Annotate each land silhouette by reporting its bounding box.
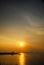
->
[0,51,33,55]
[0,52,19,55]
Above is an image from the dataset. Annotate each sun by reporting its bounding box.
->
[20,42,24,46]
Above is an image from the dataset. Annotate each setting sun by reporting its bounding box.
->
[20,42,24,46]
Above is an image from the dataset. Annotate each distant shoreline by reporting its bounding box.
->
[0,52,44,55]
[0,52,19,55]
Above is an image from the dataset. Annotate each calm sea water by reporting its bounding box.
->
[0,53,44,65]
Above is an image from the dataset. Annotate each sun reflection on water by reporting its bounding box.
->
[19,53,25,65]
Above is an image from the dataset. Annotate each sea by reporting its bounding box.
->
[0,52,44,65]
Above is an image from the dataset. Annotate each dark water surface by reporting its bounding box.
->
[0,53,44,65]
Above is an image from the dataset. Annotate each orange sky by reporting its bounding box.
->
[0,0,44,52]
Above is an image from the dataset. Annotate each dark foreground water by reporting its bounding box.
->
[0,53,44,65]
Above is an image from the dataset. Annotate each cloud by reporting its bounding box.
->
[36,31,44,35]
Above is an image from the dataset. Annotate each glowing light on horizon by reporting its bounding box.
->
[20,42,24,47]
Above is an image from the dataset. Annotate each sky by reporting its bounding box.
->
[0,0,44,52]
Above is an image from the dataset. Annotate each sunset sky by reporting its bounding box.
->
[0,0,44,52]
